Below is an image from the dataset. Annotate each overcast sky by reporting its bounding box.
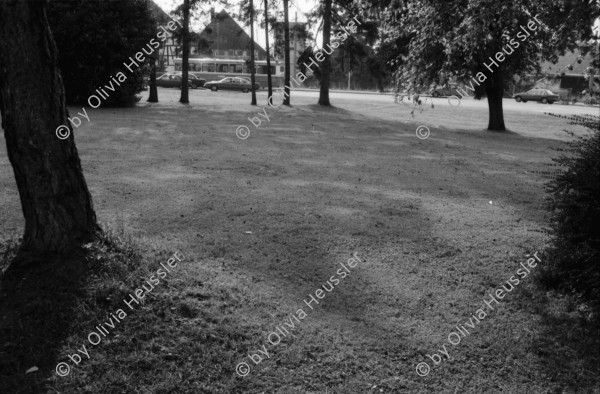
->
[153,0,318,48]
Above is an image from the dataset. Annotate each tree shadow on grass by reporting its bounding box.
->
[0,240,90,393]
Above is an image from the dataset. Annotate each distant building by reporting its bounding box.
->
[273,21,307,77]
[148,1,185,71]
[538,43,600,95]
[196,8,266,60]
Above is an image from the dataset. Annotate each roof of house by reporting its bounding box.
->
[199,9,266,55]
[540,48,597,76]
[148,1,172,24]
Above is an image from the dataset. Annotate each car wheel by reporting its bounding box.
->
[242,88,249,93]
[515,96,522,102]
[192,84,198,89]
[541,98,548,104]
[432,91,440,98]
[211,86,218,92]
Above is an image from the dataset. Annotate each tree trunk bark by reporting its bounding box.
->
[250,0,257,105]
[318,0,332,106]
[0,0,99,259]
[148,53,158,102]
[486,67,506,131]
[264,0,273,102]
[283,0,291,106]
[179,0,190,104]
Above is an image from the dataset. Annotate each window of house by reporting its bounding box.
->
[235,64,243,73]
[204,63,215,72]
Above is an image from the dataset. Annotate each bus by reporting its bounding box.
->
[174,57,284,88]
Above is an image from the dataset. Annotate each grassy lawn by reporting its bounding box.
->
[1,90,599,393]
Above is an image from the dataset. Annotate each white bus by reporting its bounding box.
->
[174,57,284,88]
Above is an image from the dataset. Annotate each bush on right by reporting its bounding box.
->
[540,114,600,318]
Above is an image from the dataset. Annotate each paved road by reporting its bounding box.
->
[287,89,600,116]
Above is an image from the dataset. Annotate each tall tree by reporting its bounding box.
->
[180,0,191,104]
[250,0,257,105]
[283,0,291,106]
[318,0,332,106]
[0,0,99,259]
[148,52,159,102]
[386,0,600,131]
[264,0,273,101]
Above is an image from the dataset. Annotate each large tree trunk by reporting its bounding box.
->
[0,0,99,259]
[486,67,506,131]
[318,0,332,106]
[250,0,257,105]
[148,53,158,102]
[179,0,190,104]
[264,0,273,102]
[283,0,291,106]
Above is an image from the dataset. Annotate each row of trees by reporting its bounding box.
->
[173,0,302,106]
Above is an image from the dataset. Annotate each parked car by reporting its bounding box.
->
[175,73,206,87]
[204,77,260,92]
[155,73,202,89]
[513,88,559,104]
[430,84,462,98]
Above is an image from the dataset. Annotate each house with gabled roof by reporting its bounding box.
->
[196,8,267,60]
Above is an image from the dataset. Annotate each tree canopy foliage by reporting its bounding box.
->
[380,0,600,130]
[46,0,158,106]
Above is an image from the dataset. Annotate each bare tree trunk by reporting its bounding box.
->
[486,67,506,131]
[0,0,99,260]
[250,0,257,105]
[179,0,190,104]
[148,53,158,102]
[283,0,291,106]
[264,0,273,102]
[318,0,332,106]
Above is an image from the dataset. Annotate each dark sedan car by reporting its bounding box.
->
[156,73,203,89]
[513,88,559,104]
[204,77,260,92]
[175,73,206,87]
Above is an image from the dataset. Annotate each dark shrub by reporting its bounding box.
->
[541,114,600,314]
[46,0,158,107]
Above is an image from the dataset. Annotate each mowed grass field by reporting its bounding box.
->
[1,88,599,393]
